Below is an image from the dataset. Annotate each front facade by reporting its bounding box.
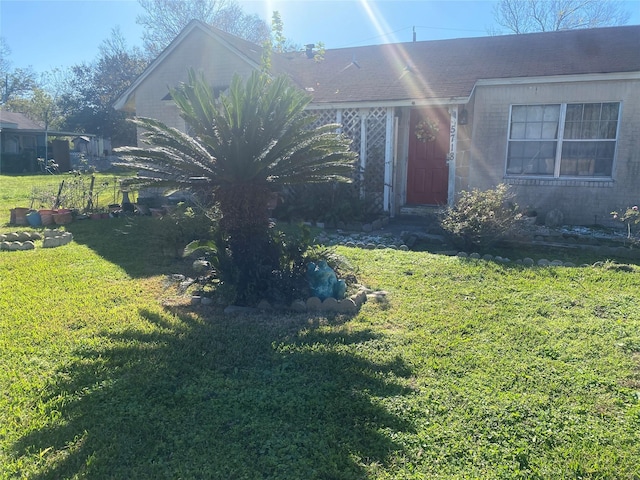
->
[115,22,640,226]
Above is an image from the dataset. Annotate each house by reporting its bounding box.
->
[0,110,98,173]
[114,21,640,225]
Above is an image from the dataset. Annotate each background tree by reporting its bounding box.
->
[59,27,148,146]
[136,0,270,58]
[493,0,630,34]
[3,87,62,130]
[0,37,37,105]
[116,70,356,305]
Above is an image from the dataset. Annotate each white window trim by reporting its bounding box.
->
[505,101,622,180]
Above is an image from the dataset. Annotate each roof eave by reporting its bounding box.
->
[306,96,471,110]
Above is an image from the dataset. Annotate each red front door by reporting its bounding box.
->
[407,108,449,205]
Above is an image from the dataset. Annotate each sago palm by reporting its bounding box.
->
[116,69,356,304]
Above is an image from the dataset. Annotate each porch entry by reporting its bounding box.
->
[407,107,450,205]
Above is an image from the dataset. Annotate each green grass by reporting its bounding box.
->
[1,174,640,479]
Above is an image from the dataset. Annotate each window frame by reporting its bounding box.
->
[505,102,621,179]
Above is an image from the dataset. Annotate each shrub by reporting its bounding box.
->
[273,182,378,225]
[440,184,523,250]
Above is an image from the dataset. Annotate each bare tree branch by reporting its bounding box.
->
[136,0,270,58]
[492,0,630,34]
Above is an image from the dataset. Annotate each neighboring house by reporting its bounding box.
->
[0,110,98,173]
[114,21,640,225]
[0,111,47,173]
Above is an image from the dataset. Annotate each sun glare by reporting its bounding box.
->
[358,0,438,101]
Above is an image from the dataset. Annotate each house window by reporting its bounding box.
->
[506,102,620,178]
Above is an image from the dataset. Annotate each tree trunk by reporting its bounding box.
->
[216,184,279,305]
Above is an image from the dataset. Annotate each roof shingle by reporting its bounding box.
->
[270,25,640,104]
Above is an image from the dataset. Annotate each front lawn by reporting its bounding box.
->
[1,174,639,478]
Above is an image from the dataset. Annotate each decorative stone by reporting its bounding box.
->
[8,242,21,251]
[376,244,386,249]
[365,243,376,250]
[29,232,42,240]
[388,245,398,250]
[5,232,19,241]
[0,242,10,250]
[523,257,535,266]
[538,259,550,266]
[399,245,409,251]
[563,262,576,267]
[550,260,564,266]
[355,290,368,306]
[257,299,271,310]
[42,238,57,248]
[545,209,564,227]
[17,232,31,242]
[290,300,307,312]
[20,241,35,250]
[338,298,358,314]
[367,290,388,302]
[483,254,494,261]
[0,235,5,242]
[470,253,481,259]
[224,305,258,315]
[456,252,468,258]
[345,241,356,248]
[192,259,210,272]
[306,296,322,311]
[306,261,346,300]
[321,297,339,312]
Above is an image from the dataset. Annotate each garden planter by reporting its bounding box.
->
[53,212,73,225]
[26,211,42,227]
[38,209,54,226]
[11,207,30,226]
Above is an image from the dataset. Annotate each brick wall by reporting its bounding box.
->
[465,78,640,225]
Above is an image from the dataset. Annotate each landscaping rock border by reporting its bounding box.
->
[189,286,376,316]
[0,229,73,251]
[452,251,638,268]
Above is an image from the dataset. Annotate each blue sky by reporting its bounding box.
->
[1,0,639,74]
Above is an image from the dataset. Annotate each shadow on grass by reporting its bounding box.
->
[11,308,416,479]
[66,217,191,277]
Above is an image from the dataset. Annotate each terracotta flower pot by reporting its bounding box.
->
[38,209,55,226]
[53,212,73,225]
[11,207,30,226]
